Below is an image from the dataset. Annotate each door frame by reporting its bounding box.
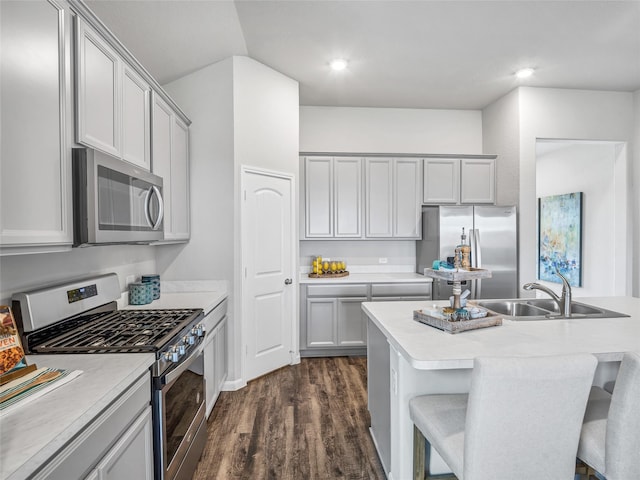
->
[239,165,299,384]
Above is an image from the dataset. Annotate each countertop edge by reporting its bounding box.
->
[2,353,156,480]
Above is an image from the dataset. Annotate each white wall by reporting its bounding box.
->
[482,88,521,206]
[299,240,416,273]
[300,106,482,154]
[536,141,618,297]
[0,245,156,305]
[517,88,635,297]
[299,106,483,274]
[157,58,235,282]
[158,56,299,387]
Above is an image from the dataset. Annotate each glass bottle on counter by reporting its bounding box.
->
[457,228,471,270]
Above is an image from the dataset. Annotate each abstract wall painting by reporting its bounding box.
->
[538,192,583,287]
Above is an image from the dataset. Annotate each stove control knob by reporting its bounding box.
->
[185,334,196,346]
[178,342,186,356]
[192,323,204,337]
[165,347,180,363]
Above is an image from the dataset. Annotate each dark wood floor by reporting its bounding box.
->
[193,357,386,480]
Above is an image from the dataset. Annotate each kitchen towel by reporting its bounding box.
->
[0,367,83,416]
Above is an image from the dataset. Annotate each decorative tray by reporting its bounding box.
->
[308,271,349,278]
[413,309,502,334]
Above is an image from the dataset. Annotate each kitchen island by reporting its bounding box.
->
[363,296,640,480]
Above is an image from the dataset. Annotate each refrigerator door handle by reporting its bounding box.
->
[475,229,482,298]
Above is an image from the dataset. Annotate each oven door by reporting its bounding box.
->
[154,343,207,480]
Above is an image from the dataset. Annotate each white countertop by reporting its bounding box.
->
[121,290,227,316]
[299,272,432,284]
[363,296,640,370]
[0,353,155,480]
[2,284,227,480]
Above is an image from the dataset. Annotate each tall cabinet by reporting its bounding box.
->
[152,93,190,242]
[0,0,74,253]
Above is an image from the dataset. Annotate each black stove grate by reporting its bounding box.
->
[29,309,202,354]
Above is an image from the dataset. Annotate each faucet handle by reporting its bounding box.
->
[554,267,571,291]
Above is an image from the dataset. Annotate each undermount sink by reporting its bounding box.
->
[473,299,629,321]
[477,301,550,318]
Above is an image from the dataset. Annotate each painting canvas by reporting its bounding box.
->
[538,192,583,287]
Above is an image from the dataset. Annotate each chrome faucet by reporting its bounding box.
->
[523,268,573,317]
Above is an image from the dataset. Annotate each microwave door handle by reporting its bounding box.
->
[144,187,153,228]
[151,185,164,230]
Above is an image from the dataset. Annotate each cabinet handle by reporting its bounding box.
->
[284,278,293,285]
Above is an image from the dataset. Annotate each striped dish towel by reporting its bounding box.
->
[0,367,83,416]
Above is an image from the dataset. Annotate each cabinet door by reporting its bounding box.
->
[94,407,153,480]
[334,157,362,238]
[365,158,393,237]
[304,157,333,238]
[215,318,228,392]
[203,332,216,417]
[337,297,367,346]
[0,0,73,251]
[76,18,120,157]
[306,298,337,347]
[151,93,173,232]
[423,158,459,204]
[394,158,422,238]
[122,65,150,169]
[460,158,495,204]
[168,116,190,240]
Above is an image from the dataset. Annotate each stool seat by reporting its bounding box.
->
[410,394,468,476]
[410,354,598,480]
[578,351,640,480]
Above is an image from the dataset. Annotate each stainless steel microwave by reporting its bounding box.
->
[72,148,164,246]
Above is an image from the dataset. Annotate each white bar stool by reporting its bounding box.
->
[577,351,640,480]
[410,354,598,480]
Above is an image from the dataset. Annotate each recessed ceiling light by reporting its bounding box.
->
[515,67,534,79]
[330,58,348,71]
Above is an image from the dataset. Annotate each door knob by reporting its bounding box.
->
[284,278,293,285]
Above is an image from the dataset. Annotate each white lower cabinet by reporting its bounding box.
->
[34,374,152,480]
[85,407,153,480]
[337,298,368,347]
[203,299,228,418]
[301,282,432,356]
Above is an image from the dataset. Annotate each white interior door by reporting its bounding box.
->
[242,168,295,382]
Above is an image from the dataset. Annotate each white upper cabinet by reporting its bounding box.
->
[393,158,422,238]
[0,0,73,253]
[334,157,362,238]
[304,157,334,238]
[365,157,422,239]
[423,158,460,204]
[423,158,495,205]
[365,158,394,238]
[303,156,362,239]
[122,65,151,170]
[152,93,190,242]
[76,18,151,170]
[76,18,121,158]
[460,158,496,204]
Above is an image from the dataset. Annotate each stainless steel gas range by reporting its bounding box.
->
[12,273,207,480]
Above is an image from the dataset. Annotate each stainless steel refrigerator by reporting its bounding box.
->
[416,205,518,300]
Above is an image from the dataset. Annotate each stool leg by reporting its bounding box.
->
[414,425,426,480]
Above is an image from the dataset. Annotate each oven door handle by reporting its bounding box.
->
[161,342,204,386]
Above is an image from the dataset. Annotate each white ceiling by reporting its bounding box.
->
[86,0,640,110]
